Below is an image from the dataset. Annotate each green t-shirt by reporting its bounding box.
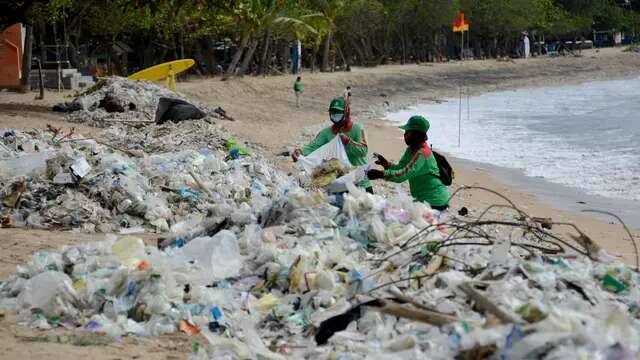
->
[302,122,370,189]
[294,80,302,93]
[383,144,449,207]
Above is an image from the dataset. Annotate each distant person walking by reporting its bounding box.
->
[521,32,531,58]
[294,76,303,108]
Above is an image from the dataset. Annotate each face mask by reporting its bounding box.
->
[404,131,426,146]
[330,113,344,124]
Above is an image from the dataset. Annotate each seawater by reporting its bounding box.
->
[386,78,640,204]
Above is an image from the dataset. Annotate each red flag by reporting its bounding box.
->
[453,11,469,33]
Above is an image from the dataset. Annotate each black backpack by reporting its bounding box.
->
[432,150,454,186]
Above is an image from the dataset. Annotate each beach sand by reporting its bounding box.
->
[0,47,639,359]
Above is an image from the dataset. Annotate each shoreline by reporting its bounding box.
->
[1,47,638,259]
[381,78,640,228]
[454,157,640,228]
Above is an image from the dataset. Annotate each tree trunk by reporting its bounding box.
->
[310,47,317,72]
[238,37,258,77]
[39,23,46,67]
[35,57,44,100]
[223,31,251,80]
[321,31,332,72]
[20,24,33,93]
[263,37,274,76]
[400,30,407,64]
[172,35,179,60]
[180,31,185,59]
[265,39,275,75]
[258,29,271,75]
[279,39,288,73]
[336,45,349,71]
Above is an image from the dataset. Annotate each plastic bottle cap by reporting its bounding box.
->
[211,306,223,320]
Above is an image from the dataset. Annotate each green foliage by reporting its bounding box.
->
[14,0,640,74]
[30,0,74,23]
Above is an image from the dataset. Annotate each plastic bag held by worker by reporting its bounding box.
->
[298,136,351,174]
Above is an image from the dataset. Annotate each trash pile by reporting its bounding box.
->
[52,77,221,127]
[0,122,264,233]
[2,124,640,359]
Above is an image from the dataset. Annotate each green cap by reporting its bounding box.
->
[329,97,346,112]
[399,115,430,132]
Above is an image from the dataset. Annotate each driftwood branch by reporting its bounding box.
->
[459,282,523,324]
[365,299,457,326]
[188,169,214,197]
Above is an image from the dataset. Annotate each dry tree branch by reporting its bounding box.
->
[459,282,524,324]
[448,186,529,219]
[582,209,639,271]
[365,273,436,295]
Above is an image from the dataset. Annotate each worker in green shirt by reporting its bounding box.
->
[367,115,449,210]
[293,76,302,108]
[293,96,372,193]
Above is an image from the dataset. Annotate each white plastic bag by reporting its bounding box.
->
[17,271,78,317]
[298,136,351,174]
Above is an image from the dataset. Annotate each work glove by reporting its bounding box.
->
[374,153,391,169]
[366,169,384,180]
[292,148,303,162]
[339,134,350,145]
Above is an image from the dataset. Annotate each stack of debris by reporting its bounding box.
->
[1,120,639,359]
[0,121,263,233]
[52,77,222,127]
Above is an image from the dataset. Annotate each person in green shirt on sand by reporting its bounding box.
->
[366,115,450,210]
[294,76,302,108]
[292,96,373,193]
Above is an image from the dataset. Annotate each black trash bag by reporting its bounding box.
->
[52,102,82,113]
[155,97,206,124]
[315,305,363,345]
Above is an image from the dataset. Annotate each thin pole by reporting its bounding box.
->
[460,31,464,60]
[458,86,462,147]
[467,87,470,124]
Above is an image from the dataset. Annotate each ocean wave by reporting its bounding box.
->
[386,79,640,201]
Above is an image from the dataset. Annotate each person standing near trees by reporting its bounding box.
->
[294,76,303,108]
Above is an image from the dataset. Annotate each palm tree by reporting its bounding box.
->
[223,0,321,79]
[306,0,345,72]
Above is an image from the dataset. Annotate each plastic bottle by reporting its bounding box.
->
[187,341,203,360]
